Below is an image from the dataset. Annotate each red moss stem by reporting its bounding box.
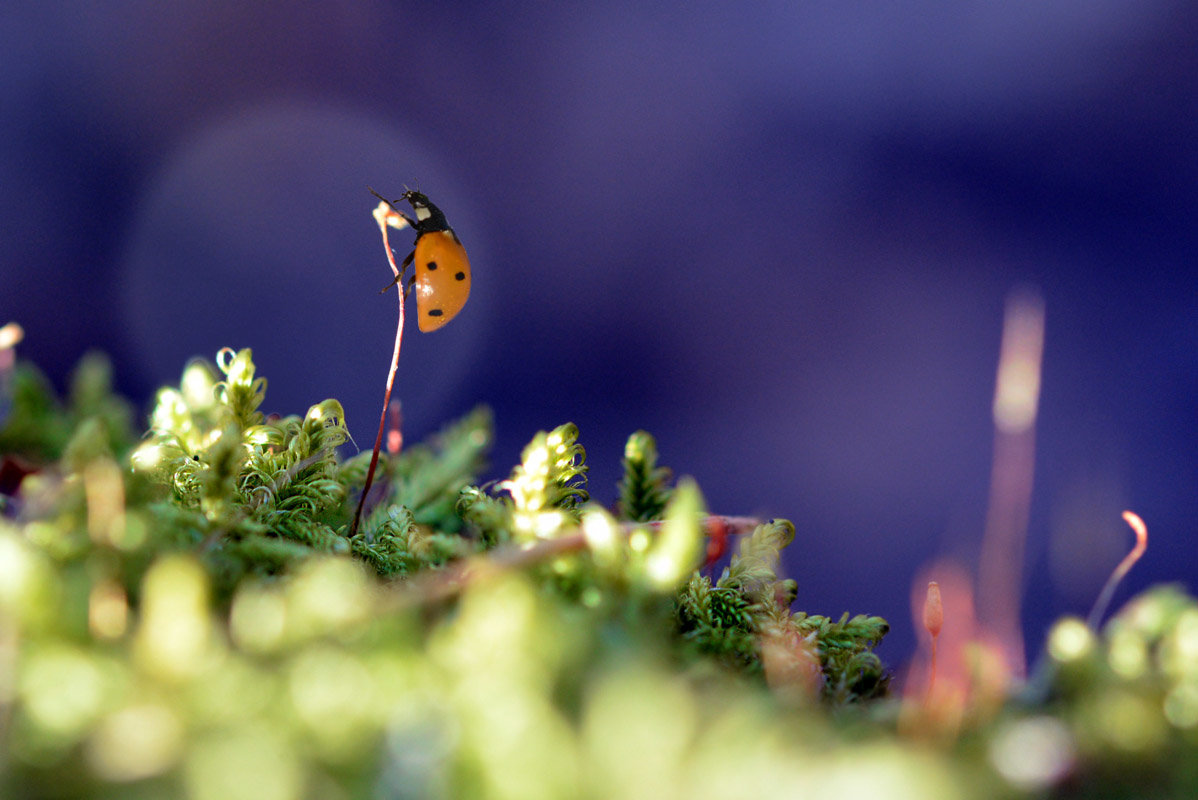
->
[923,580,943,703]
[349,203,410,539]
[1086,510,1149,630]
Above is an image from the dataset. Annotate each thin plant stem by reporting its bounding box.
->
[383,514,763,608]
[349,202,410,538]
[923,580,943,705]
[977,290,1044,680]
[1086,510,1149,630]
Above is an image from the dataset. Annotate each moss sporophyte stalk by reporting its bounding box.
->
[0,333,1194,798]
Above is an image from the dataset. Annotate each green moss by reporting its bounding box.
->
[677,519,890,703]
[0,346,1193,799]
[616,430,671,522]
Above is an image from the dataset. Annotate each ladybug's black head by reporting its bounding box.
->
[401,190,450,233]
[400,189,430,208]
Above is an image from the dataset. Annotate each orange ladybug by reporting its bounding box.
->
[372,188,471,332]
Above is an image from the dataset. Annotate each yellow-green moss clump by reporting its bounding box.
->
[0,348,1193,798]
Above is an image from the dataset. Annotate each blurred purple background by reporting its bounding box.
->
[4,1,1195,663]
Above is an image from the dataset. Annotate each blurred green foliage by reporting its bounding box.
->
[0,348,1194,798]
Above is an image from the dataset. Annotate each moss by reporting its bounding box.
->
[0,346,1193,799]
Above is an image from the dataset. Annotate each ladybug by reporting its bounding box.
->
[370,188,471,332]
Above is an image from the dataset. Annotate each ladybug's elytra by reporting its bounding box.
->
[371,188,471,332]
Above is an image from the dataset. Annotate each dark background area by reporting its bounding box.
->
[3,2,1195,665]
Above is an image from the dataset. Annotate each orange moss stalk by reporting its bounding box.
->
[386,400,403,455]
[1086,510,1149,630]
[901,562,987,740]
[977,289,1045,680]
[385,514,762,608]
[702,515,729,569]
[349,201,412,538]
[923,581,943,703]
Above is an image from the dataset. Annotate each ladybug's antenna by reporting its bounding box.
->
[367,186,398,210]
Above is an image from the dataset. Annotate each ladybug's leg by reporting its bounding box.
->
[379,250,416,294]
[403,273,416,299]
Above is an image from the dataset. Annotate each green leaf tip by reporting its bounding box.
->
[718,518,795,602]
[637,477,704,592]
[501,422,589,517]
[214,347,266,430]
[617,429,672,522]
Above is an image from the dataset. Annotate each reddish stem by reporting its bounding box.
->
[349,204,410,538]
[383,514,761,608]
[1086,510,1149,630]
[387,401,404,455]
[923,581,943,704]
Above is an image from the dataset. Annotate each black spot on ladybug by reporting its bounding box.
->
[428,308,444,317]
[426,261,438,271]
[455,271,466,281]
